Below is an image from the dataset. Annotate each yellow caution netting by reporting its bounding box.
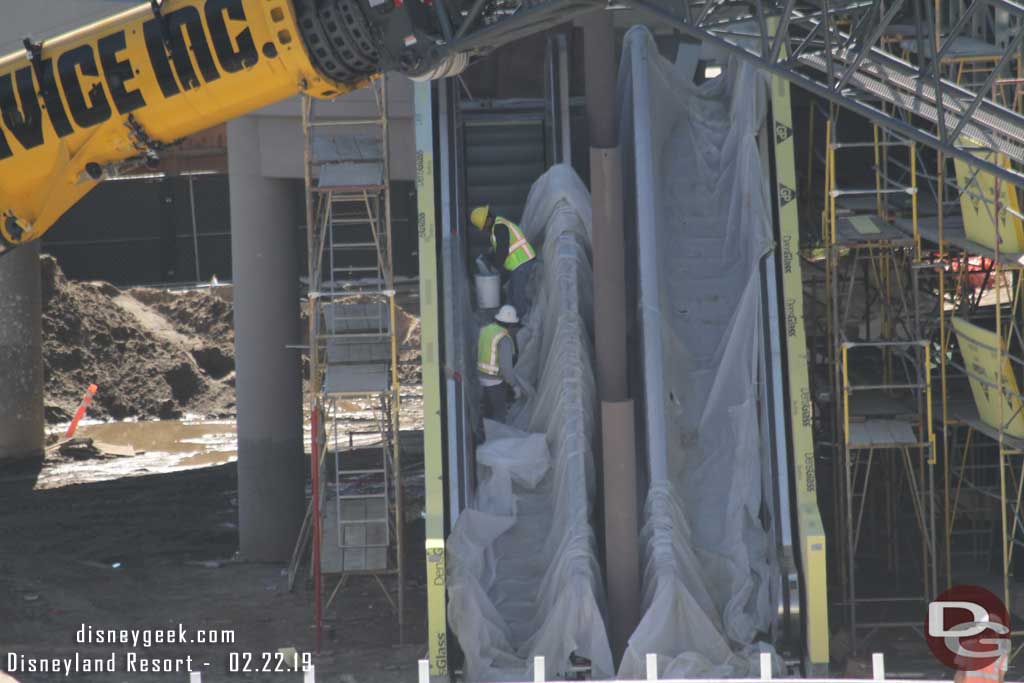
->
[952,317,1024,438]
[953,142,1024,252]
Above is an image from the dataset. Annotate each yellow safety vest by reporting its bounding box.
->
[491,217,536,272]
[477,323,510,378]
[963,654,1007,683]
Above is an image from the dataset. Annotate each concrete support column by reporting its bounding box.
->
[581,10,640,663]
[228,116,305,562]
[0,243,43,462]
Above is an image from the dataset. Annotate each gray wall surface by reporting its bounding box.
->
[0,0,139,51]
[251,81,416,180]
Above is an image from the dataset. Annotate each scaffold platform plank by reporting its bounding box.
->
[836,213,913,245]
[324,361,389,395]
[848,419,919,448]
[318,161,385,190]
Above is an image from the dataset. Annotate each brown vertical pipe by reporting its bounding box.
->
[591,148,628,399]
[601,400,640,660]
[581,9,640,664]
[581,12,617,149]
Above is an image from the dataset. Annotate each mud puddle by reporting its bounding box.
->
[29,387,423,491]
[35,418,237,490]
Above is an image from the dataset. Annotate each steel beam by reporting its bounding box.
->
[623,0,1024,187]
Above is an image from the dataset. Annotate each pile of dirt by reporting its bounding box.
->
[41,256,235,423]
[41,257,424,424]
[129,287,235,380]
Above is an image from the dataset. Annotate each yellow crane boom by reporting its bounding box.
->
[0,0,396,251]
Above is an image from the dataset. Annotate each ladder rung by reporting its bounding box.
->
[333,266,380,273]
[339,518,390,525]
[324,157,384,165]
[330,191,384,200]
[308,118,384,127]
[335,493,388,500]
[332,243,378,250]
[331,218,374,225]
[337,468,387,475]
[326,328,387,334]
[325,187,387,195]
[324,330,389,336]
[327,319,387,325]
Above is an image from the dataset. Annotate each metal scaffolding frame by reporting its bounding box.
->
[820,111,937,650]
[300,77,405,650]
[922,149,1024,647]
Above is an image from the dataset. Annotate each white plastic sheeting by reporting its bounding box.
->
[446,165,614,681]
[617,27,780,678]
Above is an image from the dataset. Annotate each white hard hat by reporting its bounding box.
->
[495,305,519,324]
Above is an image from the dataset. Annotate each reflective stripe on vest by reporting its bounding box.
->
[963,654,1007,683]
[491,217,536,272]
[478,323,509,377]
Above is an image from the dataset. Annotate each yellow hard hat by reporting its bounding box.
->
[470,206,491,230]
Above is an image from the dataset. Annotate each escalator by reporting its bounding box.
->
[431,26,821,681]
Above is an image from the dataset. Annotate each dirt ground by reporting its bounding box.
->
[8,260,430,682]
[0,457,428,683]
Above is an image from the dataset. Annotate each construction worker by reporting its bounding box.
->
[954,614,1009,683]
[470,206,537,316]
[477,305,524,422]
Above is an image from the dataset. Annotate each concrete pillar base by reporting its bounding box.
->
[228,116,305,563]
[237,439,306,561]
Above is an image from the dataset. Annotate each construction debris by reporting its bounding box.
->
[54,438,101,460]
[49,437,138,460]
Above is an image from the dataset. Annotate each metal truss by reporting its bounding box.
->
[444,0,1024,186]
[621,0,1024,184]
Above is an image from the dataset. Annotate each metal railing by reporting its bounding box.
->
[415,652,955,683]
[80,650,967,683]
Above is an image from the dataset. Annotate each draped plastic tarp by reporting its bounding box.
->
[446,165,614,681]
[618,27,780,678]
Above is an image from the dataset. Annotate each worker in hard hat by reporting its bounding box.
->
[477,305,526,422]
[470,206,537,317]
[954,612,1009,683]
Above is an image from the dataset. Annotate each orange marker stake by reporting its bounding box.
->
[64,384,98,439]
